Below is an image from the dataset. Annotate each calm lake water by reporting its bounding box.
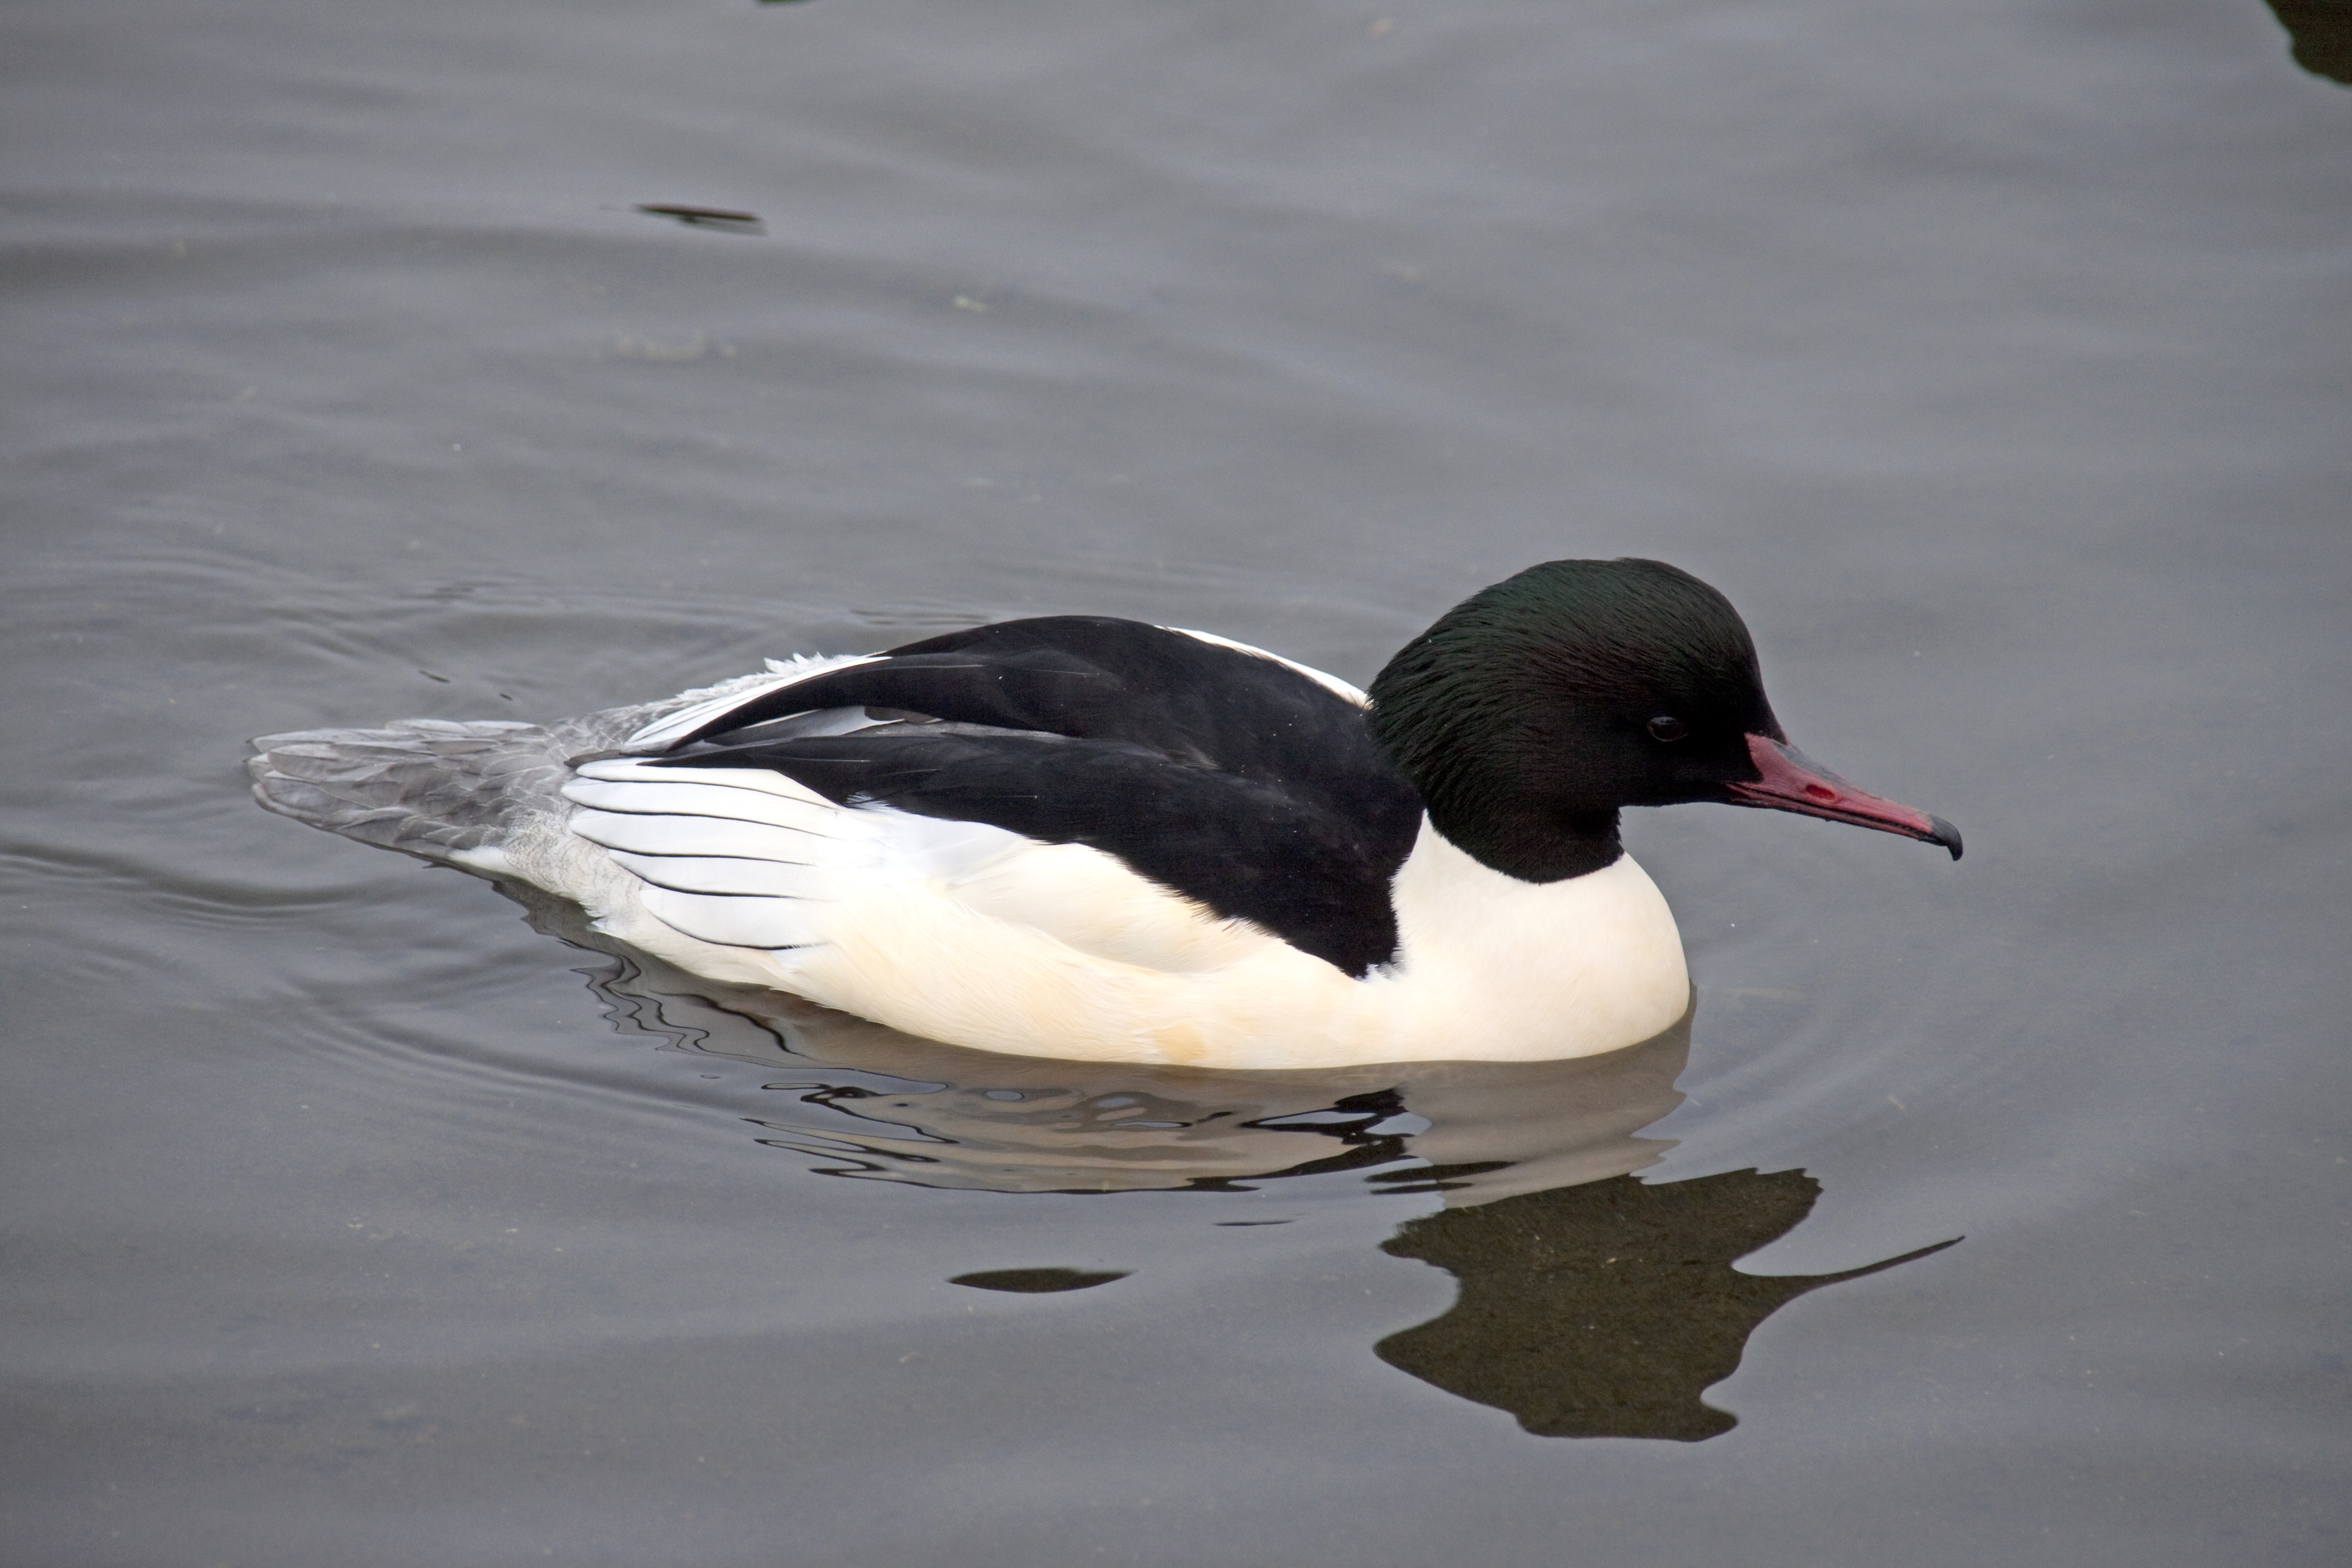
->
[4,2,2348,1564]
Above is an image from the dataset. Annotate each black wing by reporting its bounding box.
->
[650,619,1423,976]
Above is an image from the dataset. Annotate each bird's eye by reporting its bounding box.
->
[1647,715,1688,742]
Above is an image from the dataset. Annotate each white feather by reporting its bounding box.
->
[636,885,832,950]
[566,808,822,863]
[573,756,834,801]
[1162,628,1370,706]
[605,851,839,900]
[619,654,880,751]
[561,777,838,835]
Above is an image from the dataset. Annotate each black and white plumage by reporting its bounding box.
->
[250,559,1959,1069]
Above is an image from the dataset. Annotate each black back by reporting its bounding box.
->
[651,618,1424,976]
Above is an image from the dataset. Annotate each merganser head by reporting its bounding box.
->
[1368,558,1961,883]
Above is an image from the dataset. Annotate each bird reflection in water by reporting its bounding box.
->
[533,891,1956,1441]
[2264,0,2352,87]
[1373,1172,1955,1440]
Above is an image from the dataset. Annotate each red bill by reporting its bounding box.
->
[1729,734,1962,860]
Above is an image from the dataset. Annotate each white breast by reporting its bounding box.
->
[1367,820,1691,1062]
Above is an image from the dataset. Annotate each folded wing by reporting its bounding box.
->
[604,618,1423,976]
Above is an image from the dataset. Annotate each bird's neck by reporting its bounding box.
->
[1424,798,1623,883]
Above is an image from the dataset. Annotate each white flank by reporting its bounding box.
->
[516,750,1690,1067]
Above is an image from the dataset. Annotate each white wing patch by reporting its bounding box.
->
[562,758,858,951]
[620,653,880,752]
[634,884,832,951]
[1162,628,1370,706]
[563,777,838,836]
[605,852,831,899]
[567,807,819,862]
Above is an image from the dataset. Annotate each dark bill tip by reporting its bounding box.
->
[1729,734,1959,861]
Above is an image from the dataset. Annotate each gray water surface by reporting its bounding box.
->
[5,2,2349,1565]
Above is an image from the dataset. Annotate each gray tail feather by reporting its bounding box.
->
[248,718,583,864]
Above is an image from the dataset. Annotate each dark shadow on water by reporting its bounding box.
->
[515,883,1960,1441]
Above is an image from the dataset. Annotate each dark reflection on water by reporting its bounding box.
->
[951,1268,1131,1293]
[2265,0,2352,84]
[530,885,1956,1441]
[632,204,769,237]
[1377,1175,1960,1441]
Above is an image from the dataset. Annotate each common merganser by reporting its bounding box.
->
[249,558,1958,1069]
